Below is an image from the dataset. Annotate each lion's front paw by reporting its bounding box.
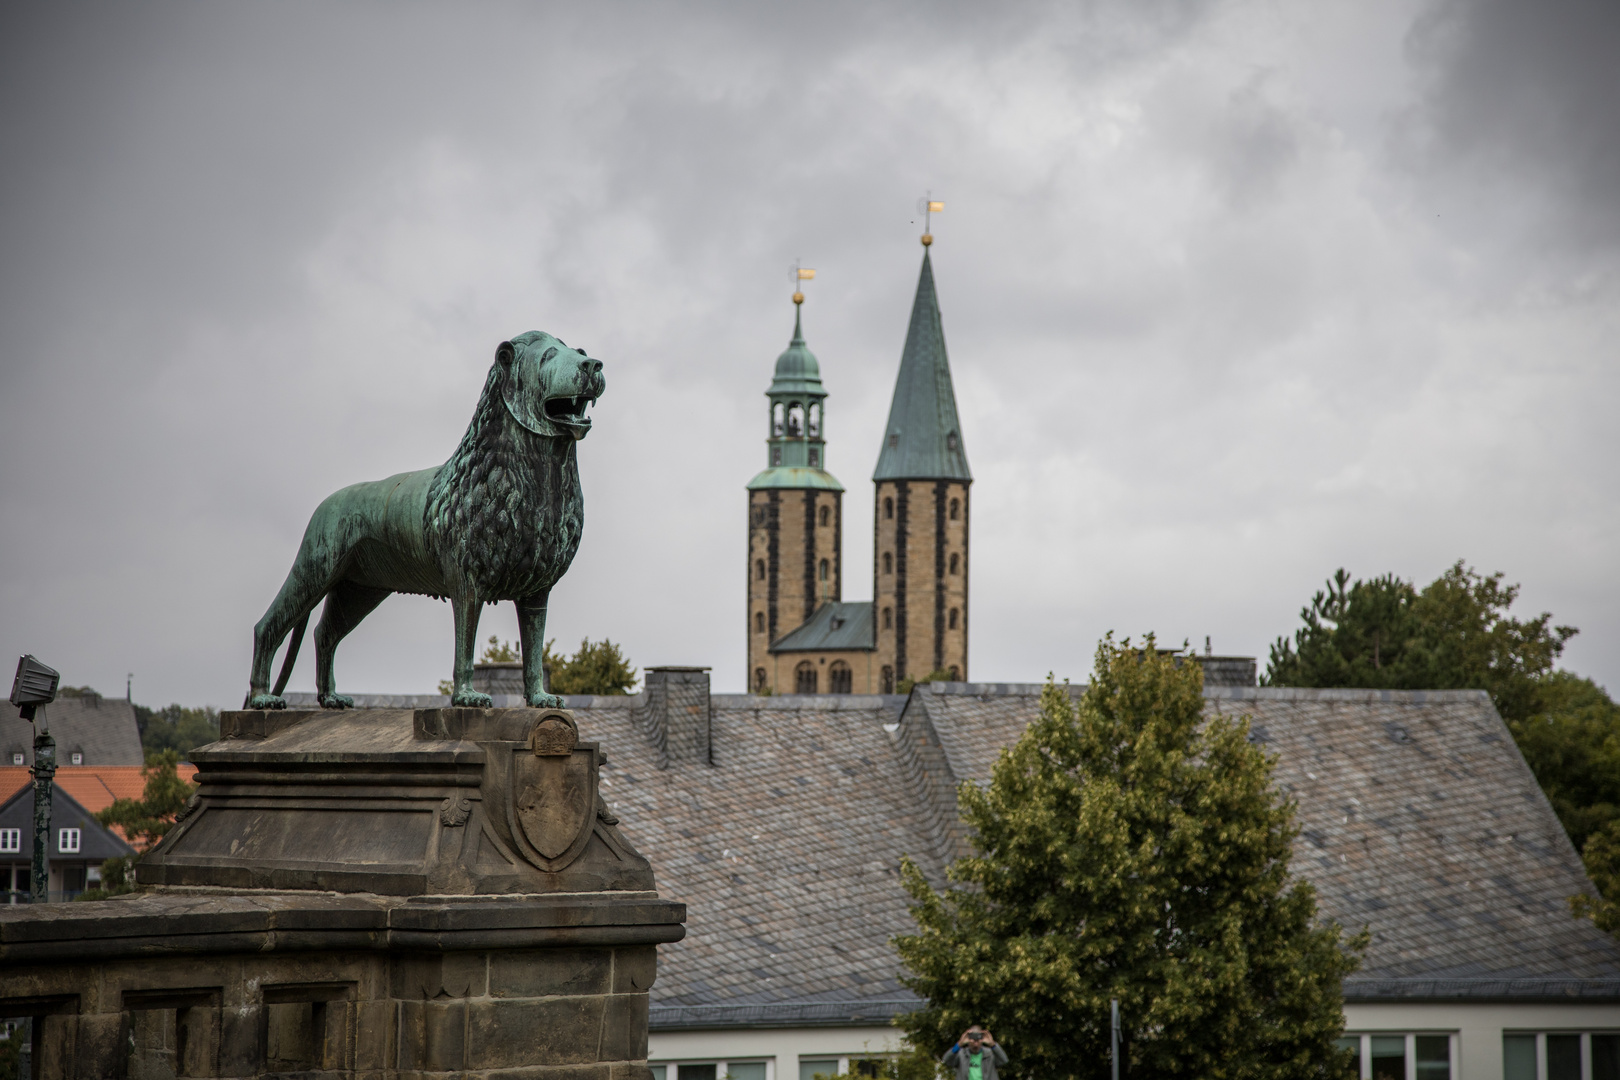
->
[319,693,354,710]
[246,693,287,711]
[451,689,494,708]
[527,693,566,709]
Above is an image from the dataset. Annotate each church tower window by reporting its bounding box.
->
[949,608,959,630]
[883,606,892,630]
[949,553,959,575]
[756,559,766,581]
[819,505,829,527]
[949,497,959,520]
[884,497,894,520]
[829,661,852,694]
[881,665,894,693]
[795,661,817,695]
[755,612,765,633]
[819,559,829,581]
[883,552,892,574]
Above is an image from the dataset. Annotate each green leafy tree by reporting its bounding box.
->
[1509,672,1620,935]
[1266,561,1575,724]
[94,749,196,853]
[544,637,639,695]
[135,703,220,758]
[894,637,1363,1080]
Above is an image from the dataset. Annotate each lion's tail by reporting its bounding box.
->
[270,612,310,697]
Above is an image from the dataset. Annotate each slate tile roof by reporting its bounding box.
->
[557,682,1620,1029]
[0,782,137,863]
[769,601,877,652]
[1,693,143,768]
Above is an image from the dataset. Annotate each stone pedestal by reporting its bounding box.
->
[0,707,685,1079]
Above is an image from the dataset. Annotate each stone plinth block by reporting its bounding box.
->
[0,708,685,1079]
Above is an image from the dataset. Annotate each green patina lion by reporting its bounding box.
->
[246,331,604,710]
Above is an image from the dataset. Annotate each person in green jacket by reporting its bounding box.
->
[942,1026,1008,1080]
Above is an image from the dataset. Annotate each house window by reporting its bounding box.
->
[949,497,959,520]
[753,668,768,693]
[59,828,81,854]
[883,552,893,574]
[829,661,852,694]
[70,751,83,765]
[818,505,829,527]
[1338,1033,1456,1080]
[949,608,959,630]
[649,1065,767,1080]
[803,1062,839,1080]
[881,666,894,694]
[755,612,765,634]
[794,661,817,695]
[1504,1032,1619,1080]
[819,559,829,581]
[0,828,18,853]
[882,607,892,630]
[949,553,959,574]
[756,559,766,581]
[883,497,894,519]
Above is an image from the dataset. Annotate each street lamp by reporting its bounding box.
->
[10,655,60,903]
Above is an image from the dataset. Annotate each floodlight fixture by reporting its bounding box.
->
[10,654,60,722]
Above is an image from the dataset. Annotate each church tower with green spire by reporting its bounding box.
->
[872,237,971,690]
[746,295,845,693]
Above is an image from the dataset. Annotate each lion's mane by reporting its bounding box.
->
[424,362,584,601]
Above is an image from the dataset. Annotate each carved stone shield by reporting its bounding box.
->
[507,712,596,869]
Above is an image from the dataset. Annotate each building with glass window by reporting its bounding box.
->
[748,241,970,696]
[494,675,1615,1080]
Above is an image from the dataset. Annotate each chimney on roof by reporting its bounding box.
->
[635,668,712,768]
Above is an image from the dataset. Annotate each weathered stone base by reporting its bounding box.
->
[0,890,679,1078]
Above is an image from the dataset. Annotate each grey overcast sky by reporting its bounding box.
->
[2,0,1616,706]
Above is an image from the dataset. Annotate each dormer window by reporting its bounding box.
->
[946,431,958,451]
[70,751,83,765]
[888,433,899,448]
[9,751,23,766]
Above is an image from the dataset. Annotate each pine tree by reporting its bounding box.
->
[894,636,1363,1080]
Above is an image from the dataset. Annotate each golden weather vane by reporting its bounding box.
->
[789,260,816,305]
[917,193,944,246]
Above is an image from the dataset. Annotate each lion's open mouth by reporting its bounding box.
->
[543,395,595,427]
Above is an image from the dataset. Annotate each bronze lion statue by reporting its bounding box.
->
[245,331,604,710]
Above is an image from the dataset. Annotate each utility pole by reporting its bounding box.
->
[10,654,61,904]
[31,727,54,902]
[1111,998,1120,1080]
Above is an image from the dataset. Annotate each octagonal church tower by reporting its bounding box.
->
[872,242,971,692]
[746,297,845,694]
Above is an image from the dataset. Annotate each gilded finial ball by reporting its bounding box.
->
[792,291,804,305]
[921,233,933,246]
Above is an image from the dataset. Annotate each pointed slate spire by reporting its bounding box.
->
[873,250,971,481]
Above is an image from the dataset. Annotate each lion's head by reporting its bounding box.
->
[499,331,605,441]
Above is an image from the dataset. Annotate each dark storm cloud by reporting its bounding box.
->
[1400,0,1620,259]
[0,1,1614,706]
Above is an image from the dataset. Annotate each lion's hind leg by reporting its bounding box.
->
[313,581,391,709]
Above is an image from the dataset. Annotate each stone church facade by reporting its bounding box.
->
[747,243,971,695]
